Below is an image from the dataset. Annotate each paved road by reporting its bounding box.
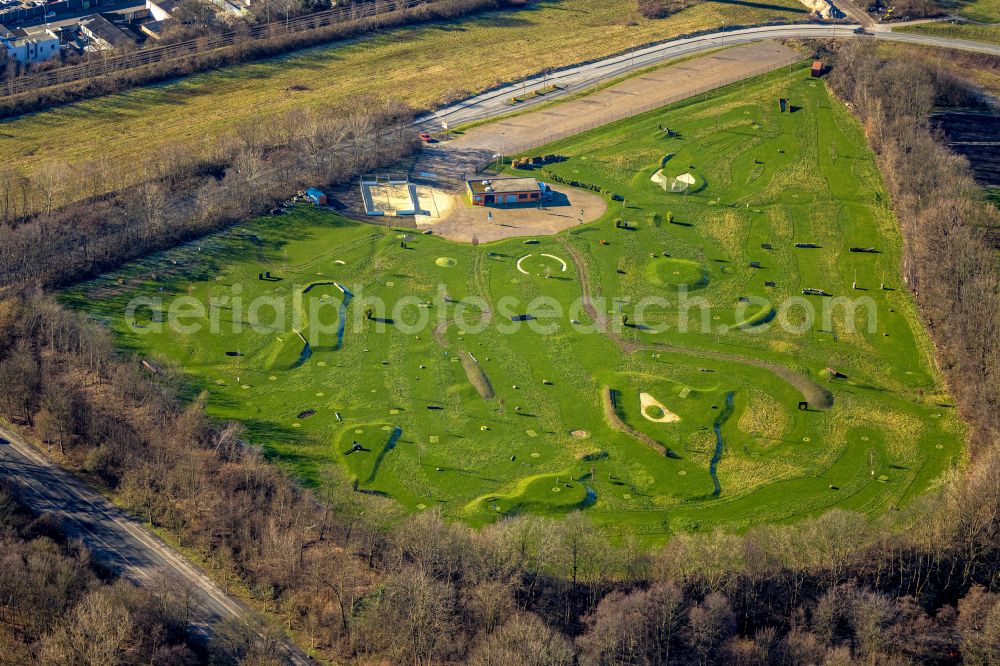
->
[412,42,801,184]
[0,424,312,665]
[416,23,1000,131]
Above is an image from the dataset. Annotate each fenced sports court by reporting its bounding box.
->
[360,174,420,216]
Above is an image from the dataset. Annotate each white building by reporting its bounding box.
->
[0,25,59,64]
[145,0,178,22]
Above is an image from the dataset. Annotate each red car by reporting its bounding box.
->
[418,132,435,143]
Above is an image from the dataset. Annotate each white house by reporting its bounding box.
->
[0,25,60,64]
[146,0,178,22]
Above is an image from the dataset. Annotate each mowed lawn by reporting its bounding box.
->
[0,0,809,187]
[899,21,1000,45]
[62,68,963,542]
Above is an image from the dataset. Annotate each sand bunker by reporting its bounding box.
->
[640,392,680,423]
[412,185,456,225]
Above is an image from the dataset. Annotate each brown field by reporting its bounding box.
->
[0,0,809,191]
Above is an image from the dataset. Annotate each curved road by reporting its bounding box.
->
[0,424,312,665]
[417,23,1000,130]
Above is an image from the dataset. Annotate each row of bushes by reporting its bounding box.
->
[539,167,624,201]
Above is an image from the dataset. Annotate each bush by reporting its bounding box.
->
[637,0,690,19]
[638,0,668,18]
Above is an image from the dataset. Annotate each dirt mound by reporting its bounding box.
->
[460,351,494,400]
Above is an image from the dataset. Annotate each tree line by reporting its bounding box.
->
[0,0,511,119]
[1,41,1000,664]
[0,481,216,664]
[826,41,1000,449]
[0,98,414,289]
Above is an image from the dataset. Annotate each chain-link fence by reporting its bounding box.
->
[491,55,802,160]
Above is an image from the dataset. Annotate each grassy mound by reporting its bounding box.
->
[644,257,709,289]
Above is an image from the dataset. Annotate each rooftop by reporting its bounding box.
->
[148,0,179,13]
[0,23,55,44]
[467,177,541,195]
[80,13,134,48]
[140,20,171,38]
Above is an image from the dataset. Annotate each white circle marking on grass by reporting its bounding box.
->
[516,254,532,275]
[540,254,568,272]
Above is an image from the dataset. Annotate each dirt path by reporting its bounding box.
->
[559,238,833,409]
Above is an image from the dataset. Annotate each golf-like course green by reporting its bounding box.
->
[63,67,963,541]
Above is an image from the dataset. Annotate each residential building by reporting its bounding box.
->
[146,0,178,22]
[79,13,137,50]
[0,24,59,63]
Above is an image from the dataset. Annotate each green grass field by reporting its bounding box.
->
[63,67,963,542]
[0,0,809,194]
[939,0,1000,23]
[899,21,1000,44]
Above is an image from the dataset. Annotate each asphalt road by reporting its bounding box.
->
[416,23,1000,130]
[0,424,313,665]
